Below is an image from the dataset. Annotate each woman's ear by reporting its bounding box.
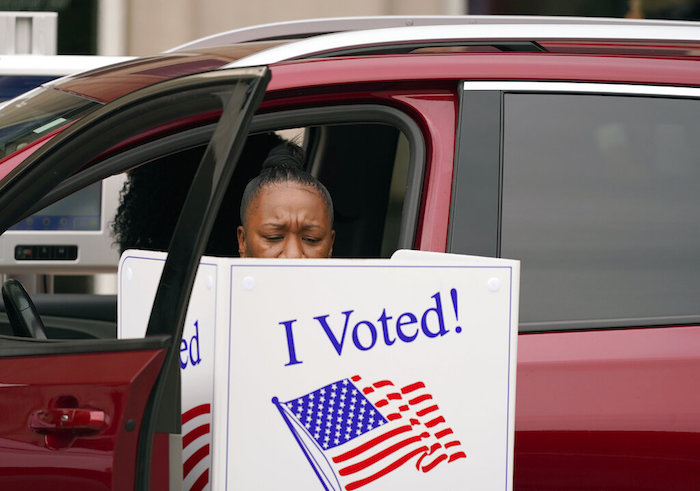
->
[327,229,335,258]
[237,225,247,257]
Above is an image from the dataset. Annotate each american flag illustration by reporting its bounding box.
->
[272,375,466,490]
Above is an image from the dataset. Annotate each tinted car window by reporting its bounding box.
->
[0,75,56,101]
[0,87,97,160]
[501,93,700,326]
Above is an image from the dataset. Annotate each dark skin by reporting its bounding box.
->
[237,182,335,258]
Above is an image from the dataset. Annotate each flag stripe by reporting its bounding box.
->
[374,380,394,388]
[339,434,426,476]
[425,416,446,428]
[376,399,389,408]
[387,413,402,421]
[182,403,211,424]
[449,451,467,462]
[387,392,402,400]
[362,387,374,395]
[408,394,432,405]
[332,425,412,463]
[444,440,461,449]
[190,468,209,491]
[421,453,448,472]
[401,382,425,394]
[183,423,210,449]
[415,405,439,417]
[435,428,453,439]
[427,443,442,453]
[183,444,209,478]
[345,446,428,491]
[415,443,442,470]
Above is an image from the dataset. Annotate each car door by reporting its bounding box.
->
[0,66,270,490]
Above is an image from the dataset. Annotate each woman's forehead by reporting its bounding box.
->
[249,182,329,218]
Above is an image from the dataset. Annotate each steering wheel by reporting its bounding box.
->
[2,279,47,339]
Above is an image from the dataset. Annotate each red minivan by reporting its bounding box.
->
[0,16,699,490]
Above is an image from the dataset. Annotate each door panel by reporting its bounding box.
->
[515,326,700,489]
[0,346,166,490]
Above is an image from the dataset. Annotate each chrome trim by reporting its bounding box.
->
[169,15,698,52]
[462,81,700,96]
[224,22,700,68]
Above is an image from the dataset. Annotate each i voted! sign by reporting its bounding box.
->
[216,253,519,490]
[118,251,519,491]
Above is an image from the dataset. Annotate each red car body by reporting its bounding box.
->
[0,16,699,490]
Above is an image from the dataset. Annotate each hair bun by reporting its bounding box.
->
[262,142,304,170]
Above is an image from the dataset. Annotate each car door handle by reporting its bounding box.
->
[29,408,108,435]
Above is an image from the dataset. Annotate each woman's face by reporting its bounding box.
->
[237,182,334,258]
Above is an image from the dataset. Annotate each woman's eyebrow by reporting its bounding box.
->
[301,224,325,231]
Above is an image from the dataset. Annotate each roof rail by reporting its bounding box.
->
[221,21,700,69]
[168,15,699,52]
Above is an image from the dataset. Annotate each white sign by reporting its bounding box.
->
[118,250,519,491]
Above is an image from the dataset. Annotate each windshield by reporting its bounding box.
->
[0,87,98,161]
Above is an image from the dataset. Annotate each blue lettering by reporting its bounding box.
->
[314,310,354,355]
[352,321,378,351]
[179,339,188,369]
[279,289,461,365]
[377,309,395,346]
[189,320,202,366]
[280,319,302,366]
[421,292,448,338]
[180,320,202,370]
[396,312,419,342]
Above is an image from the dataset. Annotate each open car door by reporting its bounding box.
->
[0,66,270,490]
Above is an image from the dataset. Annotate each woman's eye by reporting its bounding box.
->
[303,236,321,244]
[264,235,283,242]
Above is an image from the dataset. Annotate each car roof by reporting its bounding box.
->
[49,16,700,103]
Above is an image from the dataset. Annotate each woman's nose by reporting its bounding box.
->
[280,235,303,258]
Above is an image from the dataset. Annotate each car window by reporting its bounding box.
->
[112,120,417,260]
[0,75,56,102]
[500,93,700,327]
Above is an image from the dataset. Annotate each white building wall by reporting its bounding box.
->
[116,0,464,56]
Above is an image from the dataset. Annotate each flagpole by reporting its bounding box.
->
[272,396,335,491]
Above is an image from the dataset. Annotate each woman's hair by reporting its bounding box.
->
[111,132,284,255]
[239,141,334,227]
